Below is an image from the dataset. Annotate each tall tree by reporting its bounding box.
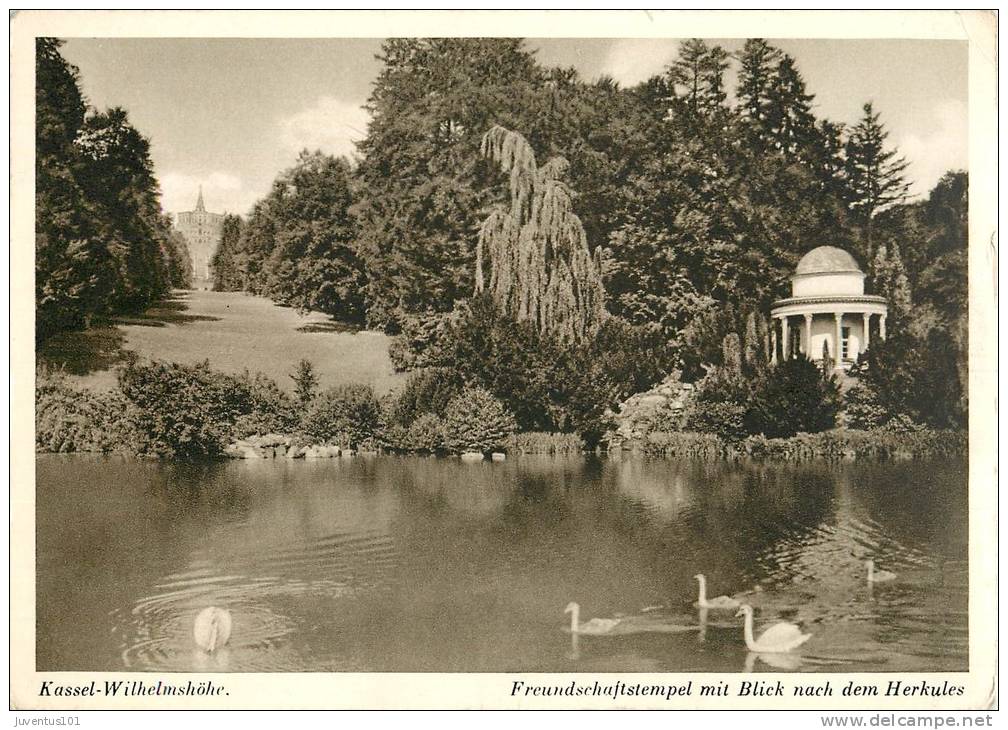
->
[475,126,606,344]
[666,39,730,131]
[354,38,544,330]
[765,54,817,158]
[916,170,968,322]
[76,107,173,312]
[263,151,365,320]
[35,38,112,337]
[36,39,181,339]
[735,39,783,143]
[211,213,245,292]
[845,102,910,236]
[162,225,193,289]
[869,242,913,327]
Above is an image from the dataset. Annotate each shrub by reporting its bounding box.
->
[231,372,299,439]
[641,428,966,462]
[501,432,584,455]
[402,413,445,453]
[386,367,465,427]
[118,359,264,457]
[853,325,966,430]
[36,367,140,453]
[388,311,455,371]
[843,381,889,430]
[683,399,747,441]
[642,431,734,459]
[301,383,383,448]
[116,359,307,456]
[741,428,964,460]
[290,359,319,405]
[441,385,518,454]
[881,413,924,434]
[442,295,670,441]
[745,357,840,438]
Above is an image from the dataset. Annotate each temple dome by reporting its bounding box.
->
[795,246,862,276]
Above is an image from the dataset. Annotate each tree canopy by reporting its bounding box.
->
[36,39,189,341]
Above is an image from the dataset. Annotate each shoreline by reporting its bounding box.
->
[36,427,966,463]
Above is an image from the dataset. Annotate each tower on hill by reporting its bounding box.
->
[173,186,224,290]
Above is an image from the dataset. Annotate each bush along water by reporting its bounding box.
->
[641,428,965,461]
[36,358,522,460]
[37,353,964,462]
[606,342,964,461]
[35,366,141,454]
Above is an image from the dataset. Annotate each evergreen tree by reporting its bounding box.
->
[845,102,910,233]
[735,39,783,143]
[743,310,770,376]
[666,39,730,130]
[290,359,319,405]
[211,214,244,292]
[354,38,544,330]
[869,242,913,326]
[765,54,817,157]
[810,119,849,196]
[746,357,840,437]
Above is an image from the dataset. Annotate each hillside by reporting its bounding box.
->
[38,290,407,396]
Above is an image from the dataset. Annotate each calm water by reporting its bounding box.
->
[37,455,967,673]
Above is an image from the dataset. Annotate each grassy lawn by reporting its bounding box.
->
[38,290,408,396]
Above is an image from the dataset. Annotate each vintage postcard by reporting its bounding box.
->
[10,9,998,712]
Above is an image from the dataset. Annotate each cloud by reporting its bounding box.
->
[159,170,258,216]
[278,96,371,160]
[598,39,679,87]
[898,99,968,199]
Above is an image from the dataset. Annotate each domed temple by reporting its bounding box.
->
[770,246,888,371]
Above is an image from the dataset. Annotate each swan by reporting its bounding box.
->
[693,574,741,610]
[866,560,897,583]
[193,606,232,652]
[735,604,811,653]
[564,602,621,635]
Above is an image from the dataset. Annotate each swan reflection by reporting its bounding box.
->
[744,650,803,672]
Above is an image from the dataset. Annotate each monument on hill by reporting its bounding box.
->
[173,187,224,290]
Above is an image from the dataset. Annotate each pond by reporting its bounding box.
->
[36,454,967,673]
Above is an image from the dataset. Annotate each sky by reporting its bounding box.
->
[59,37,968,217]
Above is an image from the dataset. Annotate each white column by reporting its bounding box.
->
[862,312,871,355]
[770,321,778,364]
[803,313,813,356]
[834,312,843,369]
[880,314,887,340]
[781,317,790,360]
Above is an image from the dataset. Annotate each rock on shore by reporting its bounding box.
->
[225,434,349,460]
[605,372,695,451]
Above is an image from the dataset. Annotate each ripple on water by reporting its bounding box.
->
[114,528,401,671]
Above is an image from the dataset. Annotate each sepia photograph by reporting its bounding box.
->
[11,9,997,712]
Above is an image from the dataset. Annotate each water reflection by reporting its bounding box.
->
[37,454,967,673]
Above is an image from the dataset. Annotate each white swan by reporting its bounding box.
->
[693,574,741,610]
[194,607,232,652]
[866,560,897,583]
[735,604,811,654]
[565,602,621,635]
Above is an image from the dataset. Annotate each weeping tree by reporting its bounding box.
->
[475,125,606,344]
